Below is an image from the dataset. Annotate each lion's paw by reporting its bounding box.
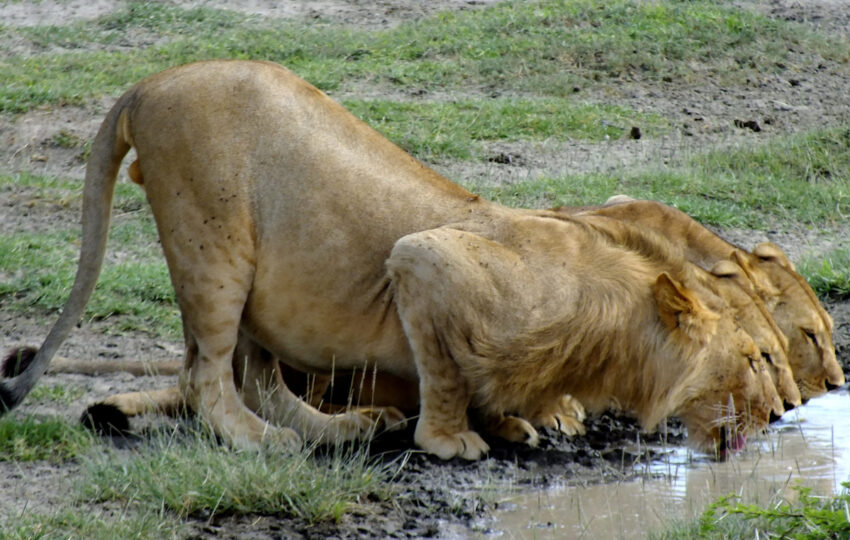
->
[489,415,540,447]
[546,413,587,436]
[415,425,489,461]
[530,395,587,436]
[349,406,408,432]
[261,426,303,451]
[557,395,587,422]
[322,411,377,442]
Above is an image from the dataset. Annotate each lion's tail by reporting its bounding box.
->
[0,90,137,413]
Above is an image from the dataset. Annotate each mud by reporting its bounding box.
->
[1,1,849,539]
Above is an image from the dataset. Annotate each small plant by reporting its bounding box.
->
[49,130,83,149]
[799,248,850,300]
[651,483,850,539]
[0,415,94,463]
[26,384,86,405]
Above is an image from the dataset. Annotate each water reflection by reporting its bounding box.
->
[488,388,850,539]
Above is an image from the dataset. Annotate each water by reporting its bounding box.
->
[487,388,850,539]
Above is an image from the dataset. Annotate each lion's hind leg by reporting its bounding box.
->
[233,337,406,444]
[313,368,410,431]
[156,224,300,451]
[101,387,187,417]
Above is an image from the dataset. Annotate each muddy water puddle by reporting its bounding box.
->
[484,388,850,539]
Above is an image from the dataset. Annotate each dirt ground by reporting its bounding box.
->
[1,1,849,538]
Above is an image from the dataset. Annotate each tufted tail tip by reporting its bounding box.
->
[1,346,38,378]
[80,403,132,436]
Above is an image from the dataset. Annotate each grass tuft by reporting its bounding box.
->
[799,248,850,300]
[82,424,392,523]
[0,415,93,463]
[0,507,186,540]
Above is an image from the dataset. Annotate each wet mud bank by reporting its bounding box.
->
[180,298,849,539]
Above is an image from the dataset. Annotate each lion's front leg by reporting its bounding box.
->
[388,231,490,461]
[411,345,488,461]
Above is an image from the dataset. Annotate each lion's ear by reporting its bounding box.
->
[710,259,742,279]
[652,272,719,345]
[752,242,795,272]
[603,194,635,206]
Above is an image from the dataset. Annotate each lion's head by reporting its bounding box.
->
[652,273,784,455]
[732,243,844,401]
[574,211,802,413]
[707,260,801,410]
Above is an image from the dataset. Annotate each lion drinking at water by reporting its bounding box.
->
[1,60,782,459]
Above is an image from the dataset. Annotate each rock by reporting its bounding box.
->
[772,100,794,111]
[733,119,762,132]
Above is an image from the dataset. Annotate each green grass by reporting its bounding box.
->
[0,173,178,337]
[2,0,848,113]
[345,97,664,160]
[0,508,186,540]
[49,129,85,149]
[26,384,86,405]
[799,248,850,300]
[0,229,179,338]
[0,416,391,532]
[474,125,850,228]
[82,425,392,523]
[0,415,93,463]
[652,484,850,539]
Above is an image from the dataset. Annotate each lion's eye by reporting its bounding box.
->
[747,356,758,373]
[803,330,818,345]
[762,352,774,365]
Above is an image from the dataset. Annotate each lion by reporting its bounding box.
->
[33,210,798,437]
[0,60,780,459]
[563,197,845,401]
[25,211,796,440]
[387,211,783,459]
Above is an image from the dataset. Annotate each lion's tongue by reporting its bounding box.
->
[730,433,747,452]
